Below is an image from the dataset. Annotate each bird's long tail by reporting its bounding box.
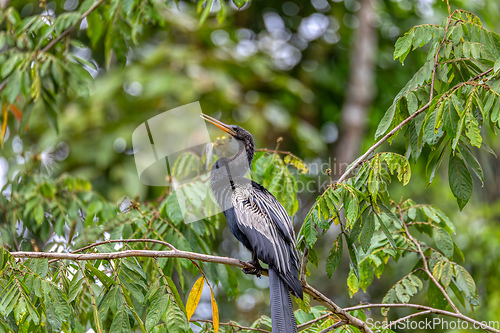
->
[269,267,297,333]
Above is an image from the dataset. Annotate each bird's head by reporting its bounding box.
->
[201,113,254,166]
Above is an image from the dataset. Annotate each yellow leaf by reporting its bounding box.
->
[210,286,219,333]
[186,276,204,321]
[1,105,8,150]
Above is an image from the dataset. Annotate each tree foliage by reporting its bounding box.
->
[1,1,500,333]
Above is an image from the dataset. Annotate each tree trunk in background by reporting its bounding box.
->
[334,0,377,177]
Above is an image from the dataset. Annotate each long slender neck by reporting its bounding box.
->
[210,138,253,211]
[211,138,253,183]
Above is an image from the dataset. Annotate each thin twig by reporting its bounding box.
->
[0,0,106,92]
[318,321,347,333]
[41,0,106,53]
[297,312,337,331]
[190,319,271,333]
[397,206,459,313]
[343,303,500,333]
[10,248,371,332]
[301,281,373,333]
[335,8,493,185]
[335,101,432,184]
[255,148,303,162]
[47,238,176,263]
[387,310,432,329]
[300,247,308,284]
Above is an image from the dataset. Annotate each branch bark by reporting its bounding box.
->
[336,10,493,184]
[397,206,459,313]
[336,67,494,184]
[343,303,500,333]
[10,246,373,333]
[40,0,106,53]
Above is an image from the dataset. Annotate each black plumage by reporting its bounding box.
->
[202,114,303,333]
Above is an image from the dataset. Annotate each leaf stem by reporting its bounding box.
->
[397,205,459,313]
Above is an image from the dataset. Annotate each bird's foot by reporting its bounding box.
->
[242,260,262,278]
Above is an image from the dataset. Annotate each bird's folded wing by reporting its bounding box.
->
[231,183,298,274]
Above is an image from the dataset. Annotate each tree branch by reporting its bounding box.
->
[297,312,337,331]
[397,206,459,313]
[300,281,373,332]
[10,246,372,333]
[0,0,106,92]
[190,319,271,333]
[255,148,303,162]
[387,310,432,329]
[40,0,106,53]
[335,101,431,184]
[343,303,500,333]
[335,9,493,185]
[318,320,347,333]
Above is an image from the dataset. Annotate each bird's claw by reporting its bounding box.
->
[242,261,262,277]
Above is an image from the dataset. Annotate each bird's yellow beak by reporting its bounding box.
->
[201,113,237,137]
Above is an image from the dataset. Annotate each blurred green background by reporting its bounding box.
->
[1,0,500,329]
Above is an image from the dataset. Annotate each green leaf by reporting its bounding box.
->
[25,258,48,277]
[43,281,71,323]
[460,146,483,184]
[406,92,418,114]
[163,193,184,225]
[464,112,482,148]
[146,294,169,332]
[233,0,246,9]
[443,99,460,140]
[25,296,39,325]
[325,233,343,278]
[5,71,21,104]
[122,280,145,304]
[33,205,45,226]
[300,212,318,248]
[0,248,11,273]
[85,262,116,288]
[344,190,359,227]
[450,280,466,307]
[67,276,84,303]
[448,153,473,210]
[455,264,479,305]
[98,286,117,319]
[494,57,500,74]
[395,283,410,303]
[165,299,189,332]
[110,305,131,333]
[199,0,214,26]
[452,24,464,45]
[375,213,397,251]
[347,270,360,297]
[359,213,375,252]
[86,11,104,46]
[165,276,186,315]
[1,53,21,78]
[121,258,147,280]
[427,280,448,309]
[345,233,359,280]
[433,228,454,258]
[440,262,453,289]
[1,283,19,316]
[394,31,414,63]
[375,103,396,139]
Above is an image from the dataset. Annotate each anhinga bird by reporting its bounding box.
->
[201,114,303,333]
